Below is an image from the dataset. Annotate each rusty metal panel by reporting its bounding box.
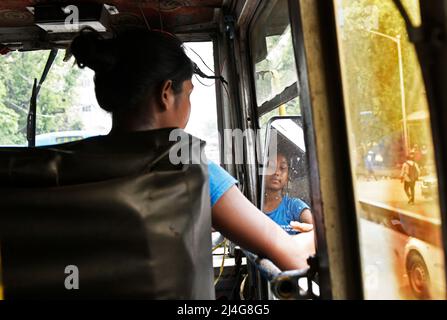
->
[0,0,223,30]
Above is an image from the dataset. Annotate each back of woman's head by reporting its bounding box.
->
[70,28,194,114]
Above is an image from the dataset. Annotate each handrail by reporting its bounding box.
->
[242,249,314,300]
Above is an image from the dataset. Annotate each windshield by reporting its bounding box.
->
[0,50,111,147]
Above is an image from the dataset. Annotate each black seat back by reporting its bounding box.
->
[0,129,214,299]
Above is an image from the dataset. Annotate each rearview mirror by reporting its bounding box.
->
[261,116,311,229]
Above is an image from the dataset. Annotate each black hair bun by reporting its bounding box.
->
[70,29,118,72]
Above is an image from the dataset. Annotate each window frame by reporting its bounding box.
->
[287,0,364,299]
[416,1,447,296]
[248,0,301,118]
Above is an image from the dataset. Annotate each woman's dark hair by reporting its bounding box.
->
[70,28,194,114]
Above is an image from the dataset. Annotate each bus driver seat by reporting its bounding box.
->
[0,129,214,299]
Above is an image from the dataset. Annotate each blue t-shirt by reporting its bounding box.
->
[265,196,310,235]
[208,161,238,207]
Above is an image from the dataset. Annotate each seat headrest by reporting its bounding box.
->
[0,128,215,299]
[0,128,193,187]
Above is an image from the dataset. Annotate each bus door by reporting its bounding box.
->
[230,0,447,300]
[278,0,447,300]
[215,0,331,299]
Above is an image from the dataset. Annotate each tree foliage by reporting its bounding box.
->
[337,0,429,166]
[0,51,82,145]
[254,25,298,108]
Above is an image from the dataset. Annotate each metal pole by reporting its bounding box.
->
[396,35,409,155]
[365,29,409,156]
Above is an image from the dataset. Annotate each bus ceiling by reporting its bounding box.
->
[0,0,231,52]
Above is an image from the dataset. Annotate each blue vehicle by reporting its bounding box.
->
[35,130,103,147]
[1,131,103,148]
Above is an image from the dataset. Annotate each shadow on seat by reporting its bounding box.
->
[0,128,214,299]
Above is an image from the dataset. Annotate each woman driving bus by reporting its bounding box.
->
[69,28,315,271]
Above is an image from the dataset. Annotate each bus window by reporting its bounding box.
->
[184,41,220,164]
[259,96,301,152]
[251,0,298,107]
[249,2,314,295]
[334,0,446,299]
[250,0,302,156]
[0,42,219,156]
[262,117,311,219]
[0,50,112,146]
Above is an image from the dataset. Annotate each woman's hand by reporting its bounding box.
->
[290,221,314,233]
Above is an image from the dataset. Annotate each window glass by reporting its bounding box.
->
[0,43,220,164]
[259,97,301,154]
[250,0,299,107]
[184,41,220,164]
[262,117,311,210]
[334,0,446,299]
[0,51,111,147]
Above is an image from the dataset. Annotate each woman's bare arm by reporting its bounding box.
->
[290,209,314,232]
[300,209,313,224]
[212,186,316,271]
